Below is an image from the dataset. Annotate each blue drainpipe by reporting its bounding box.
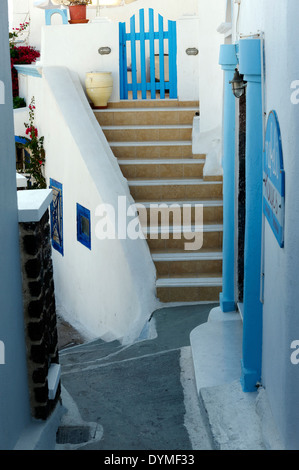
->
[239,38,263,392]
[219,44,238,313]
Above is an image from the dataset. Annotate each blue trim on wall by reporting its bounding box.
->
[15,136,27,145]
[219,44,238,313]
[45,8,68,26]
[76,203,91,250]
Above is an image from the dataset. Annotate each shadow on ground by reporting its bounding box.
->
[56,303,218,451]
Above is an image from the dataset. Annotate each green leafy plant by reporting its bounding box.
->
[18,97,46,189]
[13,96,26,109]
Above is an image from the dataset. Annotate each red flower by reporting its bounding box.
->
[25,126,38,139]
[10,46,40,97]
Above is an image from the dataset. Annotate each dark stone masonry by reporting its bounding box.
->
[19,209,61,420]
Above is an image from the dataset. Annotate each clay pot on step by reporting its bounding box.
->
[68,5,89,24]
[85,72,113,109]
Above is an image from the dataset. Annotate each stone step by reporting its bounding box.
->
[144,224,223,251]
[135,199,223,225]
[110,141,195,159]
[128,178,223,201]
[102,124,193,143]
[94,100,223,305]
[105,99,200,109]
[156,275,222,303]
[94,107,198,127]
[152,251,222,277]
[118,158,205,179]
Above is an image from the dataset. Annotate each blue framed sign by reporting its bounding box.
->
[263,111,285,248]
[77,203,91,250]
[50,178,64,256]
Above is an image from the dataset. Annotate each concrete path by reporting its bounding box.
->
[56,304,217,450]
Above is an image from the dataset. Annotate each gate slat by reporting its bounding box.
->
[123,23,129,99]
[158,14,165,99]
[130,14,138,100]
[119,22,125,99]
[168,19,178,99]
[139,9,147,100]
[149,8,156,99]
[119,22,129,100]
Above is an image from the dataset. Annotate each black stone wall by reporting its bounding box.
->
[19,209,60,420]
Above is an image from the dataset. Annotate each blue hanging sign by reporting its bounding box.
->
[263,110,285,247]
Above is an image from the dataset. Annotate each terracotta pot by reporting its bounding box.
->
[69,5,88,23]
[85,72,113,109]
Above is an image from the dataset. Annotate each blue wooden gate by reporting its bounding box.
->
[119,8,177,100]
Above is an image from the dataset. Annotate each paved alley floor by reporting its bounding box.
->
[56,303,217,451]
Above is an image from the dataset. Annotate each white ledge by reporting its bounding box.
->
[48,363,61,400]
[18,189,53,223]
[16,173,27,188]
[14,64,43,78]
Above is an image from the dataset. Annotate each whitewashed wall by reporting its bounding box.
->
[10,0,199,51]
[195,0,226,176]
[233,0,299,450]
[10,0,202,103]
[18,68,158,344]
[177,16,200,102]
[39,11,201,103]
[40,22,120,102]
[10,0,199,45]
[91,0,199,23]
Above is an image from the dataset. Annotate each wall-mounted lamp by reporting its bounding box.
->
[230,68,247,98]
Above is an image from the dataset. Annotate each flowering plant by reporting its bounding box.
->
[9,21,30,45]
[10,21,40,97]
[59,0,92,5]
[19,97,46,189]
[10,45,40,97]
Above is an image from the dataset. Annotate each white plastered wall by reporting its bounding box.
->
[233,0,299,450]
[193,0,226,176]
[10,0,199,50]
[40,22,120,102]
[13,1,201,104]
[17,68,158,344]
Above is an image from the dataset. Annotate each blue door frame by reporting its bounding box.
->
[119,8,177,100]
[239,38,263,392]
[220,39,263,393]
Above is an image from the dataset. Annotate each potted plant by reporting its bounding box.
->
[59,0,92,24]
